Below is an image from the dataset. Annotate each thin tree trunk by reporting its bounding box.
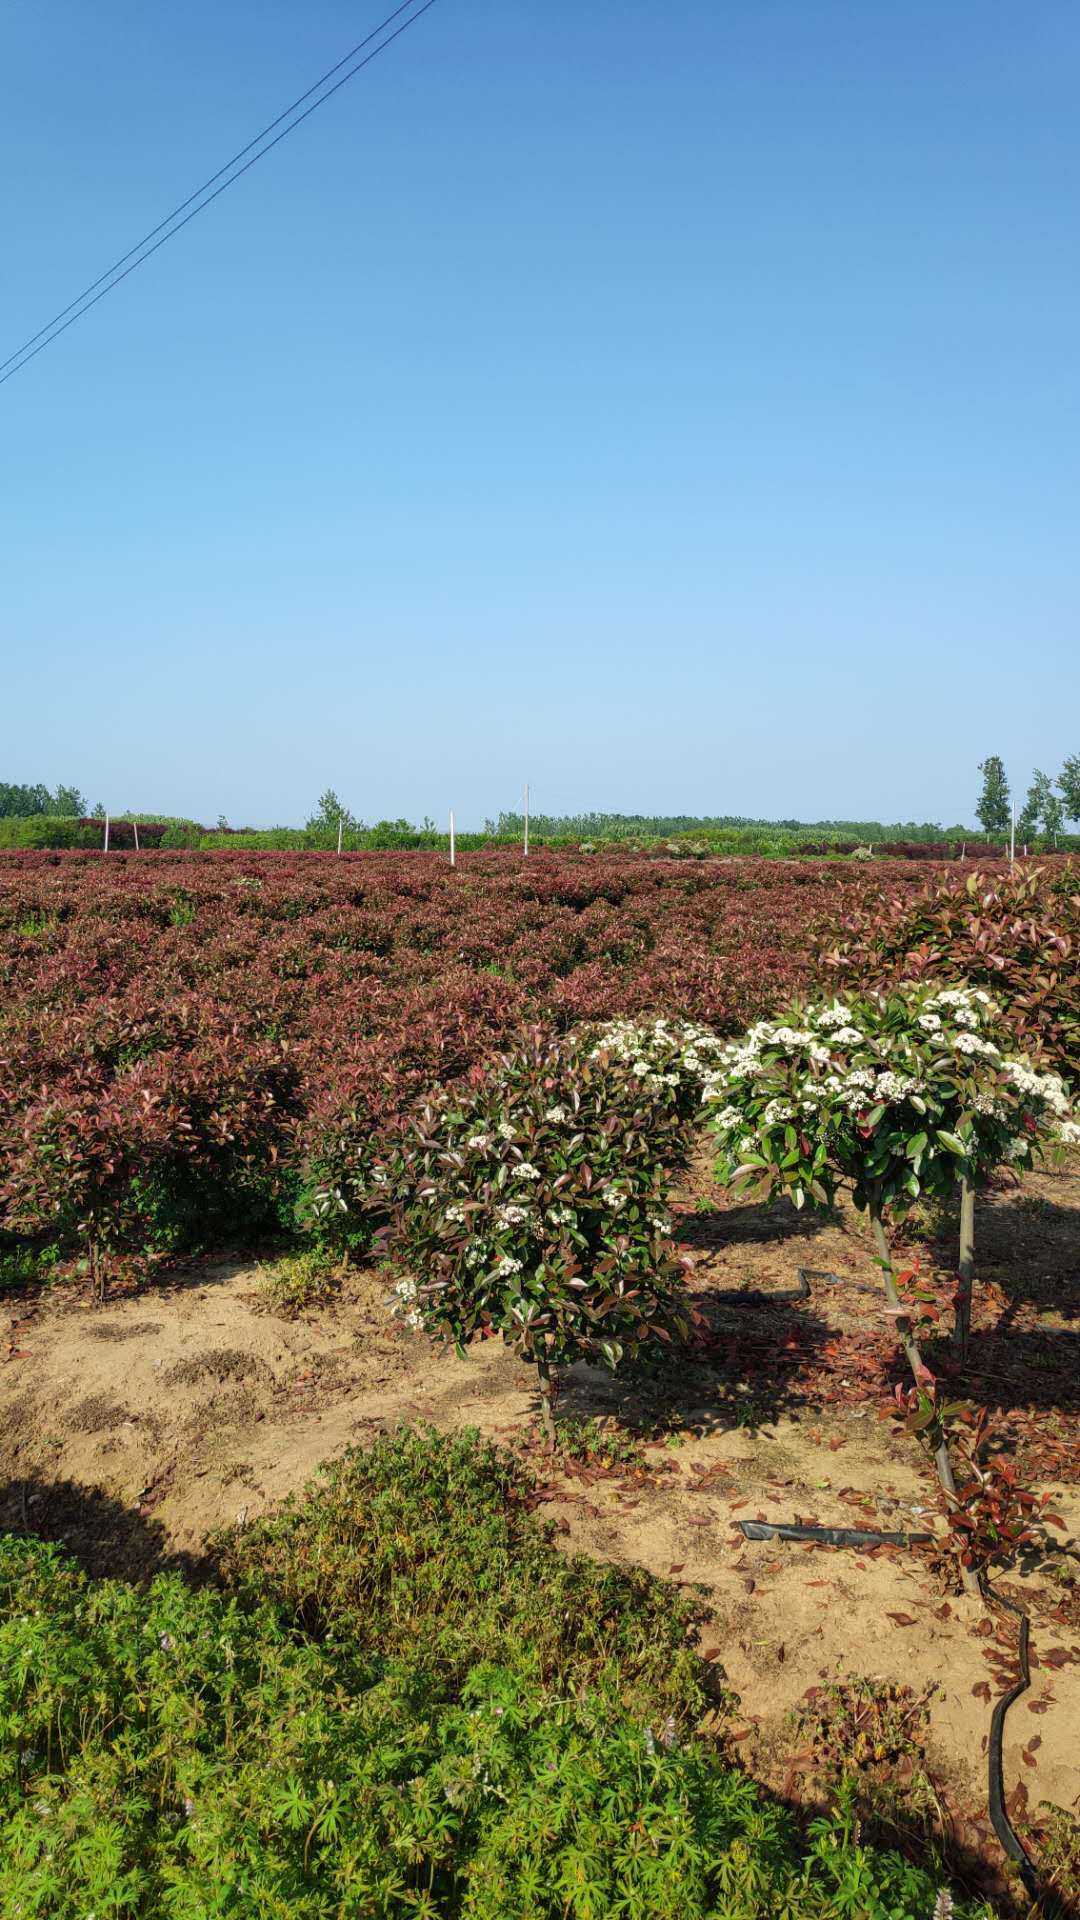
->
[953,1176,975,1358]
[535,1353,558,1450]
[869,1204,980,1597]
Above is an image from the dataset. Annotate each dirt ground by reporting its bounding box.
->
[2,1149,1078,1898]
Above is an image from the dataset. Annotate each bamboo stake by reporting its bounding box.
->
[133,820,139,852]
[103,812,110,853]
[337,816,343,856]
[449,810,456,868]
[523,783,529,858]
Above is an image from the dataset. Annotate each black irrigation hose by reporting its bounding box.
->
[738,1519,933,1548]
[984,1582,1040,1904]
[737,1518,1045,1904]
[713,1268,883,1310]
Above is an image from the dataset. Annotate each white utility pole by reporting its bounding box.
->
[133,820,139,852]
[336,816,343,856]
[523,783,529,857]
[1009,804,1016,865]
[104,812,110,853]
[449,810,456,868]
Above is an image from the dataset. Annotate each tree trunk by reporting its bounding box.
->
[535,1354,558,1450]
[89,1238,106,1306]
[953,1176,975,1358]
[869,1204,980,1597]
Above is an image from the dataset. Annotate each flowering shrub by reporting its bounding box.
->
[709,984,1076,1217]
[707,982,1076,1582]
[386,1032,699,1440]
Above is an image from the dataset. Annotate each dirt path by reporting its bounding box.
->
[2,1156,1078,1882]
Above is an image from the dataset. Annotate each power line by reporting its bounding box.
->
[0,0,440,390]
[0,0,425,379]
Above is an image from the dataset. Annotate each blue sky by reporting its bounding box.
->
[2,1,1077,828]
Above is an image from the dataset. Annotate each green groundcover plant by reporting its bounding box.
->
[0,1428,990,1919]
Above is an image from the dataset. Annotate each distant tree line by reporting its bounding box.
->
[4,768,1078,848]
[0,779,85,818]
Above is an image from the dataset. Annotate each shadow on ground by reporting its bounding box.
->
[0,1477,200,1581]
[678,1195,833,1253]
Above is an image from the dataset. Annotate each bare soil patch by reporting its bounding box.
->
[2,1155,1078,1889]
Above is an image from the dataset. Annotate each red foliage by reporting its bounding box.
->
[0,848,1006,1270]
[822,863,1080,1084]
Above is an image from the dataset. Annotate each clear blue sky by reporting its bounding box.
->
[2,1,1077,828]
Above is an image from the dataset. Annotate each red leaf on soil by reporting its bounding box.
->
[668,1563,685,1575]
[885,1612,917,1626]
[972,1682,992,1701]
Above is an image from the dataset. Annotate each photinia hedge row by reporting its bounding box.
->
[0,848,1066,1284]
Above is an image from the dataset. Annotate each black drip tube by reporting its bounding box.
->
[735,1519,1044,1903]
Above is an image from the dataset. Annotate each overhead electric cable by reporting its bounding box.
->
[0,0,439,389]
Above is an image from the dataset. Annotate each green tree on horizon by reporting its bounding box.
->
[975,756,1011,837]
[1059,753,1080,825]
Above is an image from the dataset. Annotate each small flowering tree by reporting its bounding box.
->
[708,984,1076,1583]
[386,1031,701,1444]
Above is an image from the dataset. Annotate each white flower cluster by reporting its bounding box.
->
[1001,1059,1070,1117]
[709,980,1079,1184]
[589,1014,728,1104]
[998,1061,1078,1145]
[390,1274,423,1330]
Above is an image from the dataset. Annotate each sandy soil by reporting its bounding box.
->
[2,1151,1078,1891]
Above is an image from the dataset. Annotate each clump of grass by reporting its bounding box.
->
[1038,1804,1080,1910]
[257,1245,342,1315]
[550,1414,650,1469]
[792,1675,946,1857]
[0,1241,59,1293]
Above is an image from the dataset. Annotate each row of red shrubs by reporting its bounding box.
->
[0,851,1073,1281]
